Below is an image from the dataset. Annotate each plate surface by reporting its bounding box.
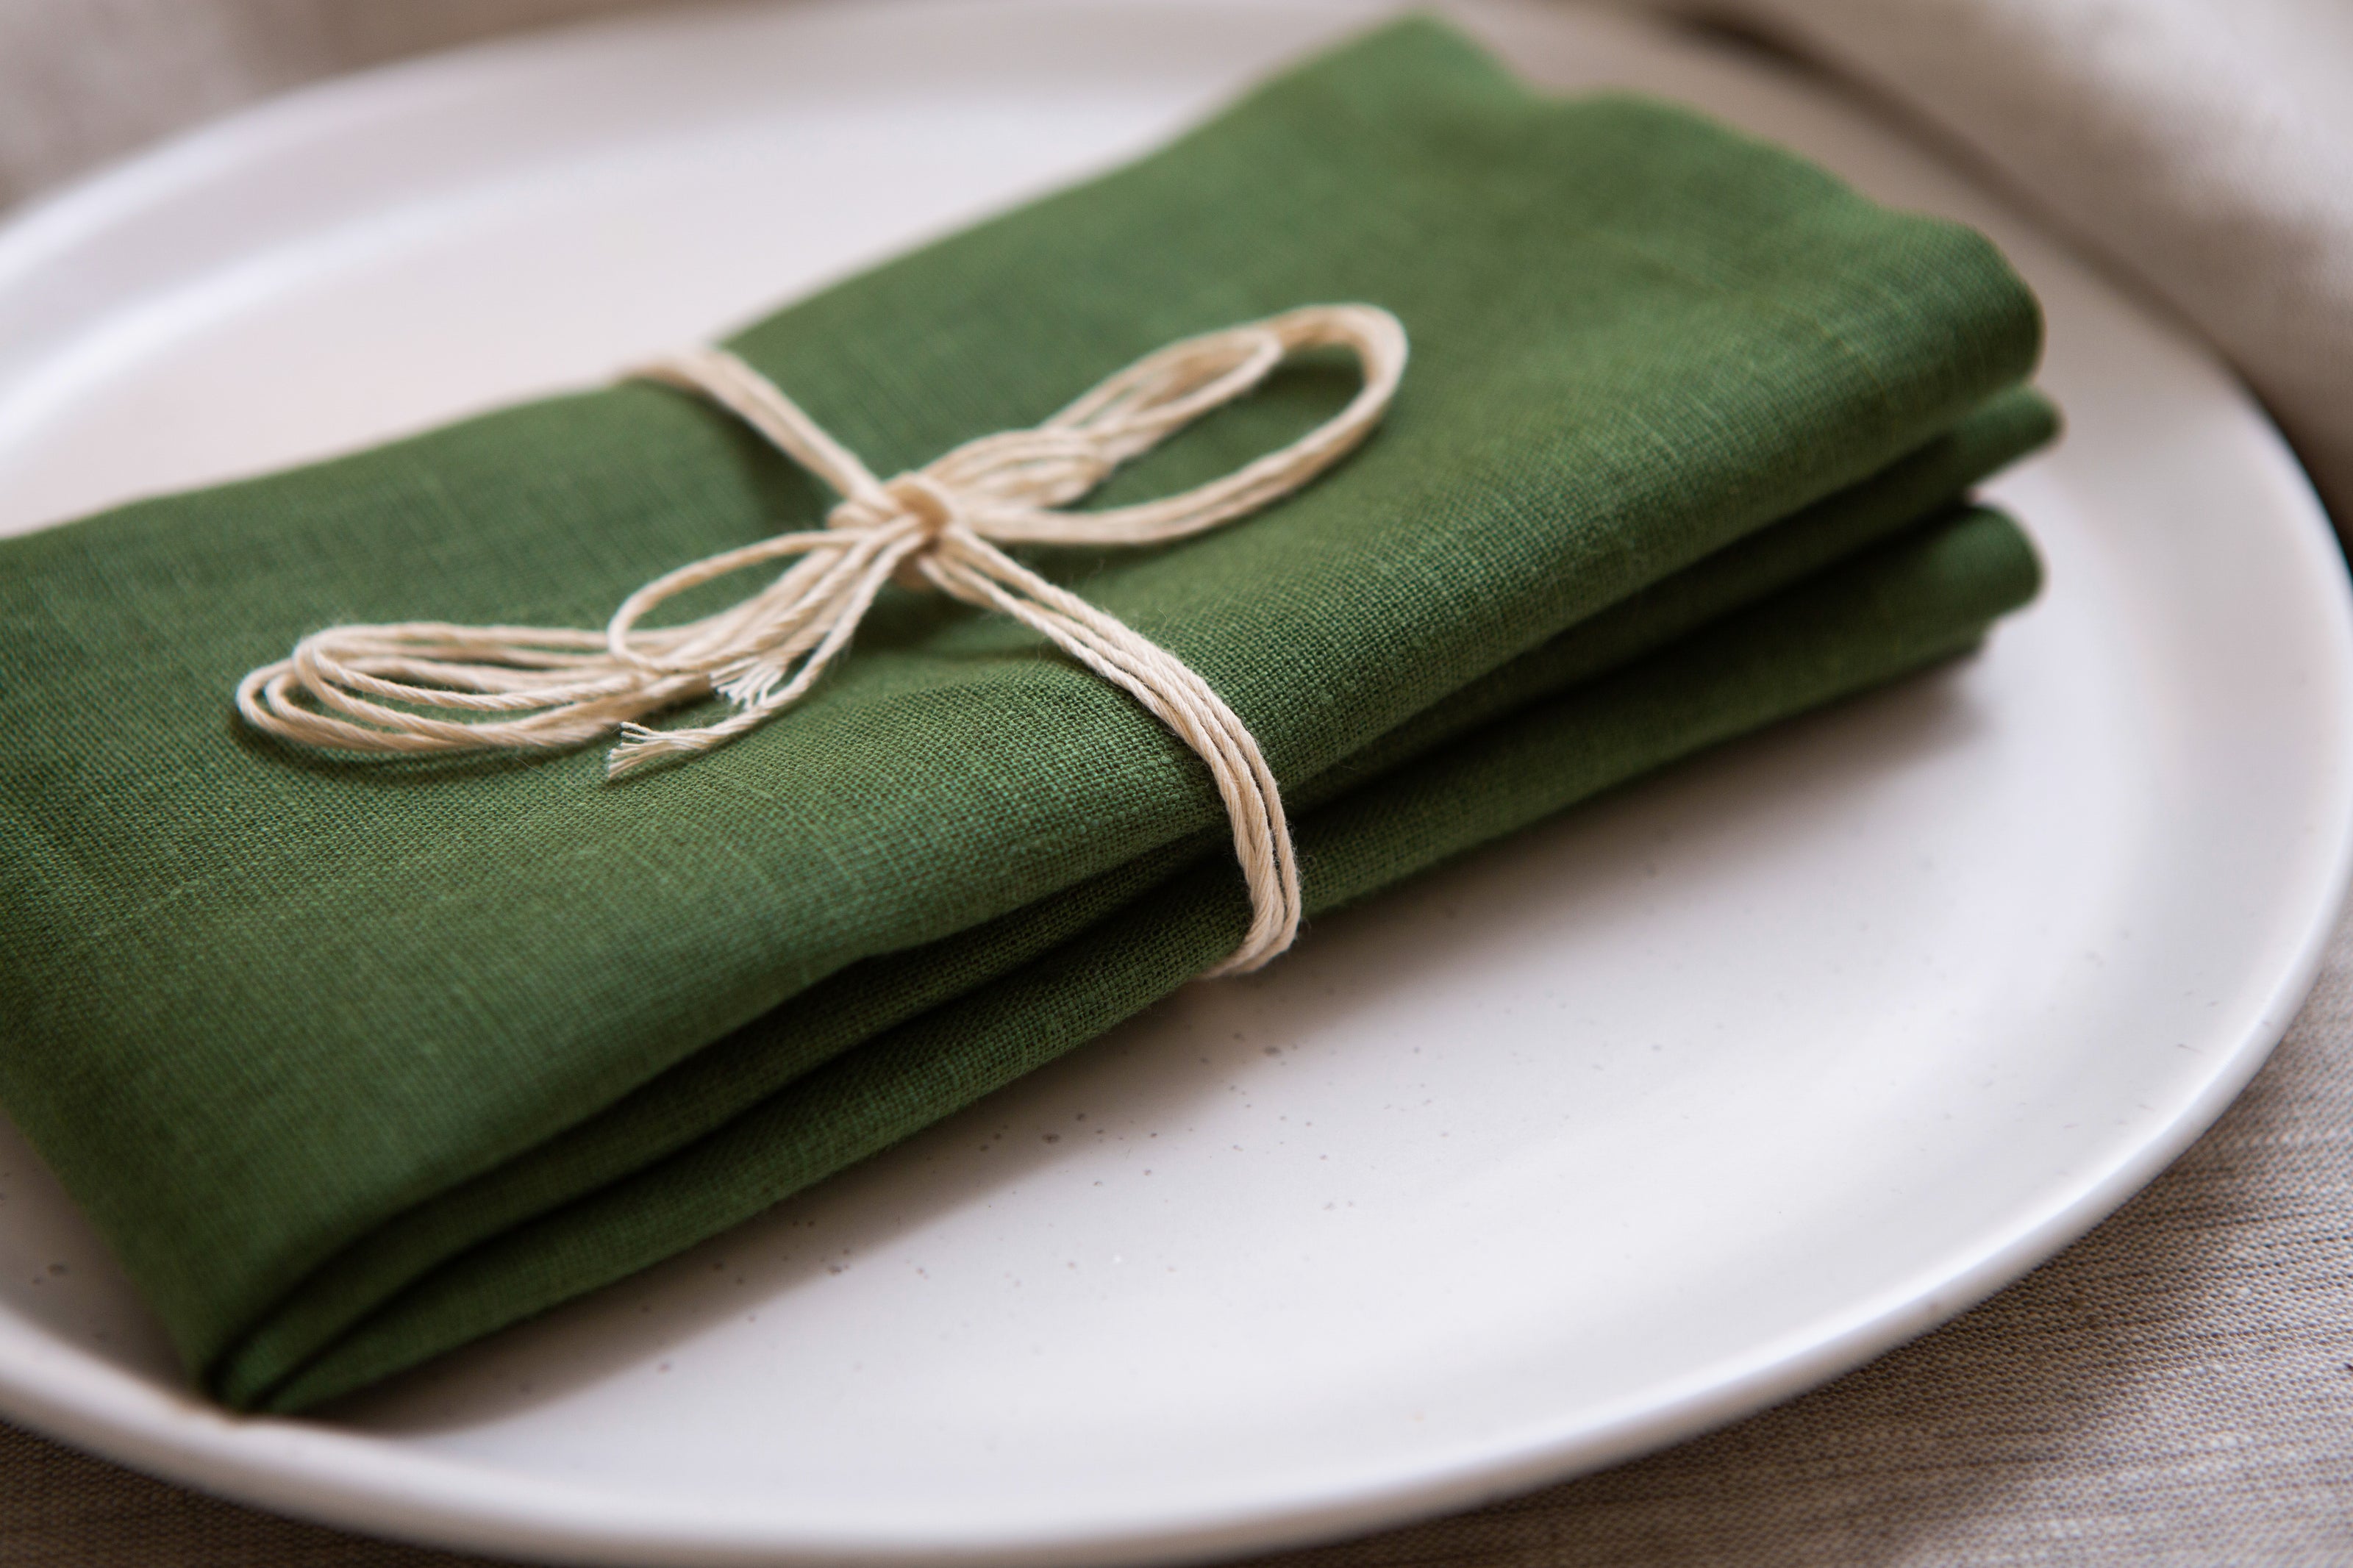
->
[0,1,2346,1563]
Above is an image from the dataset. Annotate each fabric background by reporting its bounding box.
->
[1617,0,2353,532]
[0,1,2346,1564]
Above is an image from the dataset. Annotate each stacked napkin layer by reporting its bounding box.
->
[0,18,2050,1409]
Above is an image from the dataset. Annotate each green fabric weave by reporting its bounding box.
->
[0,19,2049,1409]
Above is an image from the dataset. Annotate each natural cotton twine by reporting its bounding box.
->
[236,304,1408,975]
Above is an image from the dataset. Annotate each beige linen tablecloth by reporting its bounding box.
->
[1,2,2348,1563]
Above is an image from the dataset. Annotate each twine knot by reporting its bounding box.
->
[237,304,1408,974]
[850,473,965,590]
[866,472,959,537]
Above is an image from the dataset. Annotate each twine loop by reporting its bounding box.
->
[237,303,1407,974]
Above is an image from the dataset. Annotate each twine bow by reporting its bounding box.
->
[236,303,1406,974]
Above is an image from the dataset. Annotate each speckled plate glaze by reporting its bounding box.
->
[0,2,2346,1563]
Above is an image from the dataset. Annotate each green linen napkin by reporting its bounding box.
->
[0,18,2049,1410]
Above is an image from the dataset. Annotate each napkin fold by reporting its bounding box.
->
[0,18,2049,1408]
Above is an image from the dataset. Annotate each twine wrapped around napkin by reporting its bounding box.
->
[240,306,1411,975]
[0,18,2051,1410]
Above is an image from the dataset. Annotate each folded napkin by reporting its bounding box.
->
[0,18,2050,1410]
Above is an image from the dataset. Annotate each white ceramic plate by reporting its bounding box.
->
[0,1,2346,1563]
